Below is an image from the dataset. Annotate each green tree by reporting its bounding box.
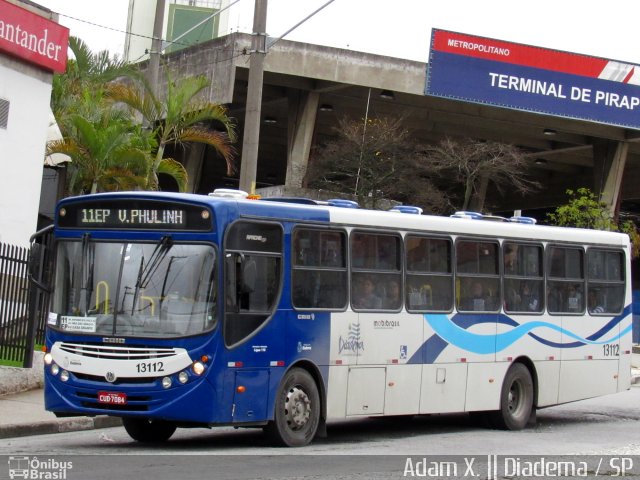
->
[547,188,640,258]
[108,72,236,191]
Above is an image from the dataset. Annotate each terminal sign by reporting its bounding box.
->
[426,29,640,130]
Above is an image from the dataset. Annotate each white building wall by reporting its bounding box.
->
[123,0,158,63]
[0,58,52,247]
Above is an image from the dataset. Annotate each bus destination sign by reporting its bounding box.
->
[57,200,213,231]
[80,208,185,226]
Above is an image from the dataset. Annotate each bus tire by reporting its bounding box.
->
[490,363,533,430]
[122,417,176,442]
[265,368,320,447]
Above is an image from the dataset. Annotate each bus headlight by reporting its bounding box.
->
[178,371,189,384]
[44,353,53,365]
[192,361,205,376]
[51,364,59,376]
[161,376,172,389]
[60,370,69,382]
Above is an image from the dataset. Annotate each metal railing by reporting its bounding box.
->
[0,242,30,366]
[0,227,54,368]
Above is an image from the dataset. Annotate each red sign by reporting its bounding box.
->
[0,0,69,72]
[97,391,127,405]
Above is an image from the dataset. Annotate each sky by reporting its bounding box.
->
[33,0,640,66]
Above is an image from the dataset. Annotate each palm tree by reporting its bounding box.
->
[49,36,153,195]
[46,110,155,194]
[52,36,140,136]
[108,72,236,191]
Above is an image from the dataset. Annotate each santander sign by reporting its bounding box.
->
[0,0,69,73]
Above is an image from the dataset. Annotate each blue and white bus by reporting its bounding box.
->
[41,189,633,446]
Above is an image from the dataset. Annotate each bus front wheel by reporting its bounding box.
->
[123,417,176,442]
[490,363,534,430]
[265,368,320,447]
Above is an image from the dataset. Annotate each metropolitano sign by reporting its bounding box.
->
[426,29,640,130]
[0,0,69,73]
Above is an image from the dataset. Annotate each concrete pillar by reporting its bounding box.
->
[285,90,320,188]
[184,143,206,193]
[593,140,629,218]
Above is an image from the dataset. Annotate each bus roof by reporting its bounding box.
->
[57,191,630,248]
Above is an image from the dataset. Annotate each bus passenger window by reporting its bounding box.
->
[547,246,584,314]
[350,231,402,311]
[405,235,452,312]
[587,249,625,315]
[503,243,543,314]
[292,228,347,310]
[455,240,500,313]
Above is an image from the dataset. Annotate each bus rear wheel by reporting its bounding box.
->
[490,363,534,430]
[265,368,320,447]
[123,417,177,442]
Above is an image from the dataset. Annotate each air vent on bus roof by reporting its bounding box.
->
[209,188,249,199]
[509,216,537,225]
[390,205,423,215]
[450,211,483,220]
[327,199,359,209]
[261,197,324,205]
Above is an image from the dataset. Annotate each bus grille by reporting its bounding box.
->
[58,342,177,360]
[73,372,156,385]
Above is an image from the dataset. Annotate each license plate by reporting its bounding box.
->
[97,391,127,405]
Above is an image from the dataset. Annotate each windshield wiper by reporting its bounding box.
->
[75,233,94,316]
[130,235,173,314]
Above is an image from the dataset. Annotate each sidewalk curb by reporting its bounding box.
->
[0,416,122,439]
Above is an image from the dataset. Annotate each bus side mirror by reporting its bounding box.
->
[29,225,54,293]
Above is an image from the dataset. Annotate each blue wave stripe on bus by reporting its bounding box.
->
[408,305,632,364]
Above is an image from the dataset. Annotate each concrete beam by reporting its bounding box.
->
[264,39,426,95]
[285,90,320,188]
[184,143,206,193]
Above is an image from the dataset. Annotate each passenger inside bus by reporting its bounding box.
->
[519,281,540,311]
[352,275,382,309]
[504,244,519,275]
[588,289,605,314]
[566,284,583,312]
[383,278,402,309]
[461,281,494,311]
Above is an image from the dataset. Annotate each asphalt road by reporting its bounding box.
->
[1,386,640,479]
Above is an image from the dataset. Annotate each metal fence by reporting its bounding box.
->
[0,242,30,366]
[0,227,53,368]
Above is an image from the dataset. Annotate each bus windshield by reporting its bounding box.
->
[52,238,217,338]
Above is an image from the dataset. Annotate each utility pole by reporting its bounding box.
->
[239,0,268,194]
[148,0,166,95]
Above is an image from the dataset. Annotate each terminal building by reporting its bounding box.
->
[125,13,640,221]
